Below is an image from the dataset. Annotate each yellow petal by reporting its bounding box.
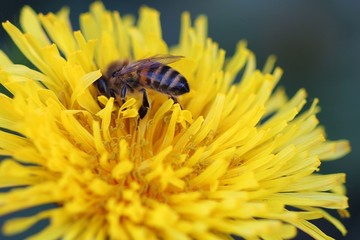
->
[20,6,50,46]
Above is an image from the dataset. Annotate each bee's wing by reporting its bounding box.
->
[141,54,184,65]
[115,55,184,76]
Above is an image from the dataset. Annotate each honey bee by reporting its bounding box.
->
[94,55,190,118]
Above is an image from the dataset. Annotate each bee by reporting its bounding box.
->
[94,55,190,118]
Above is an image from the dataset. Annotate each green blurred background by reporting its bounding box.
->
[0,1,359,239]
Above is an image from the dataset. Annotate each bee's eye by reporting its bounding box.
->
[96,77,108,96]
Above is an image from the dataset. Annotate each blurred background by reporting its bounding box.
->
[0,0,359,239]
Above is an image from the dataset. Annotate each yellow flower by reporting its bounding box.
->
[0,2,350,240]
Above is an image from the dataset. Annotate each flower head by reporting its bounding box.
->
[0,2,350,239]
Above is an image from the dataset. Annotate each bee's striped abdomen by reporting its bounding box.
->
[141,65,189,96]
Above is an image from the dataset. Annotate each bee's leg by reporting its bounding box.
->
[170,96,178,104]
[170,96,183,109]
[138,88,150,119]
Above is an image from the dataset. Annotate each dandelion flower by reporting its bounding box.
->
[0,2,350,240]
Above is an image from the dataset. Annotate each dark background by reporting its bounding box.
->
[0,1,359,239]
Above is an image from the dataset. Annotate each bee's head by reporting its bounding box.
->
[95,76,109,97]
[95,76,119,100]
